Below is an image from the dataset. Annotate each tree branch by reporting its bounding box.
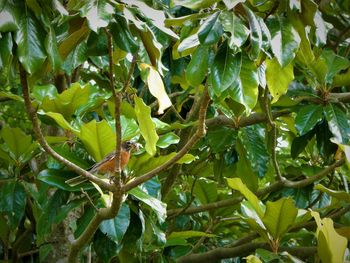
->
[168,158,344,216]
[20,64,114,191]
[123,87,211,192]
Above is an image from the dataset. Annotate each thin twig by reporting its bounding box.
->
[81,188,98,211]
[106,29,122,180]
[263,88,282,181]
[20,65,114,191]
[123,86,210,192]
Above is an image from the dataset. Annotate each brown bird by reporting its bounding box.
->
[65,141,139,186]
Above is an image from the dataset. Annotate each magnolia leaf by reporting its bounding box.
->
[41,112,79,135]
[324,104,350,144]
[78,120,115,162]
[311,211,348,263]
[186,45,209,87]
[128,187,166,223]
[266,57,294,103]
[140,63,172,115]
[80,0,114,32]
[262,198,298,240]
[134,97,159,156]
[295,105,323,136]
[314,184,350,202]
[168,231,215,239]
[227,178,264,218]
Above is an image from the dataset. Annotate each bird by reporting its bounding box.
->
[65,141,139,186]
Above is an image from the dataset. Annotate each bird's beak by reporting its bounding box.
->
[131,143,142,151]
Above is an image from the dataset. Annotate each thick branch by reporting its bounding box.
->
[177,242,316,263]
[168,159,344,216]
[123,88,211,192]
[68,192,123,262]
[20,65,114,191]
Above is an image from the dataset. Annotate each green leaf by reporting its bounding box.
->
[93,230,118,262]
[128,152,196,176]
[311,211,348,263]
[32,84,58,102]
[244,5,262,60]
[227,177,264,218]
[171,0,220,10]
[262,197,298,240]
[239,125,269,178]
[80,0,114,32]
[36,190,82,244]
[314,184,350,202]
[100,203,130,243]
[266,57,294,103]
[41,83,90,120]
[79,120,115,162]
[0,1,20,31]
[128,187,167,223]
[0,91,23,102]
[267,15,300,67]
[197,12,223,45]
[45,25,62,72]
[120,116,140,141]
[0,33,13,70]
[157,132,180,148]
[324,104,350,144]
[210,43,240,96]
[110,17,138,54]
[229,53,259,111]
[37,169,95,192]
[1,127,33,160]
[134,97,159,156]
[193,178,218,204]
[295,105,323,136]
[41,112,79,135]
[0,181,26,229]
[14,10,46,74]
[177,32,200,54]
[168,231,215,239]
[186,45,209,87]
[219,11,249,49]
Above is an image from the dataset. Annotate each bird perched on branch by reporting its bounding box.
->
[65,141,140,186]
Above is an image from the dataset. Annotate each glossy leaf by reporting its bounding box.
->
[244,5,262,60]
[266,57,294,103]
[324,104,350,144]
[128,187,166,223]
[79,120,115,162]
[197,11,223,45]
[267,15,300,67]
[311,211,348,263]
[227,177,264,218]
[220,11,249,49]
[171,0,220,10]
[211,44,240,96]
[0,1,20,31]
[314,184,350,202]
[138,25,163,69]
[1,127,33,160]
[229,53,259,111]
[134,97,159,156]
[193,178,218,204]
[37,169,94,191]
[186,45,209,87]
[110,17,138,54]
[295,105,323,136]
[45,25,62,72]
[239,125,269,178]
[157,132,180,148]
[93,230,118,262]
[42,112,79,135]
[100,203,130,243]
[41,83,90,120]
[14,10,46,74]
[140,64,172,115]
[0,181,26,229]
[262,198,298,240]
[80,0,114,32]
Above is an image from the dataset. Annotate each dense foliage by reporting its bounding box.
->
[0,0,350,262]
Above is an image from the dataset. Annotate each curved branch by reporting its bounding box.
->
[168,158,344,216]
[20,65,114,191]
[123,87,211,192]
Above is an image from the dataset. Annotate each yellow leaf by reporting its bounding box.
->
[140,63,172,114]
